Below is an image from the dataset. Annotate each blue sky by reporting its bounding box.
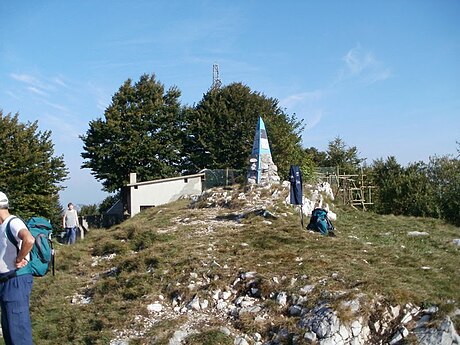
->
[1,0,459,206]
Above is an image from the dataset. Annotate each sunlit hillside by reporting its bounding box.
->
[27,184,459,345]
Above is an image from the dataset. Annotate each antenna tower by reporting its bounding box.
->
[211,63,222,90]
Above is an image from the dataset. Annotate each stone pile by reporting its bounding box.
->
[247,155,281,185]
[191,183,287,215]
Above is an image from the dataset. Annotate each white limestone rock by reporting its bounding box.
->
[216,300,228,310]
[300,285,315,295]
[220,327,231,336]
[389,326,409,345]
[407,231,429,236]
[234,336,249,345]
[276,292,287,306]
[187,295,201,311]
[169,330,189,345]
[200,298,209,310]
[147,303,162,313]
[304,331,317,342]
[221,290,232,300]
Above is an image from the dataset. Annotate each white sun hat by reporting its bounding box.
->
[0,192,9,208]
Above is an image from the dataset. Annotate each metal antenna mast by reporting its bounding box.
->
[211,63,222,90]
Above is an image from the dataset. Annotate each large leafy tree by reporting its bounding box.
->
[81,74,185,192]
[0,111,68,224]
[183,83,309,179]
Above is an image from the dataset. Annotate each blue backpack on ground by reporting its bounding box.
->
[306,208,335,236]
[6,216,55,277]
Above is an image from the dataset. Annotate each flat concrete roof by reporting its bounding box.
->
[127,173,205,187]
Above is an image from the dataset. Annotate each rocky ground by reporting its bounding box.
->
[85,183,459,345]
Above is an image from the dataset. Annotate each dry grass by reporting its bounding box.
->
[27,186,460,344]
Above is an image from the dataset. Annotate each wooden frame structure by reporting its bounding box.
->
[316,167,375,210]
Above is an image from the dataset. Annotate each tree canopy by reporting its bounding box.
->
[184,82,309,179]
[325,136,364,174]
[0,111,68,224]
[81,74,185,192]
[305,137,364,175]
[82,78,310,190]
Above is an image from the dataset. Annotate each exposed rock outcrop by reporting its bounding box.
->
[107,269,459,344]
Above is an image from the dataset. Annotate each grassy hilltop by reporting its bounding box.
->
[28,185,459,345]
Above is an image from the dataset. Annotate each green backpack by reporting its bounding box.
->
[6,216,55,277]
[306,208,335,236]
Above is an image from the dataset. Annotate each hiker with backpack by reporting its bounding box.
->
[0,191,35,345]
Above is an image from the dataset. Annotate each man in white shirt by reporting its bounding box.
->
[0,191,35,345]
[62,202,79,245]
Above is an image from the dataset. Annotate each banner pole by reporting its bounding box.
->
[300,204,304,228]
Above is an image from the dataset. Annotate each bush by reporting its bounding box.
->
[370,154,460,226]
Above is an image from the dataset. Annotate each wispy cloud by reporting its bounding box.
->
[8,72,81,115]
[43,100,69,112]
[42,113,83,145]
[281,91,322,109]
[280,90,324,130]
[280,46,391,133]
[8,72,77,131]
[5,90,20,100]
[53,76,68,88]
[27,86,48,96]
[343,46,372,75]
[10,72,70,93]
[338,44,392,85]
[10,73,42,86]
[304,110,323,130]
[88,82,111,112]
[10,73,52,96]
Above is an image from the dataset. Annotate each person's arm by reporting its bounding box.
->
[62,214,66,228]
[15,228,35,269]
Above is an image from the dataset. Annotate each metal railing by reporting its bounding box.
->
[201,169,245,190]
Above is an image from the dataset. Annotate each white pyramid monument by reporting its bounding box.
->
[247,116,280,185]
